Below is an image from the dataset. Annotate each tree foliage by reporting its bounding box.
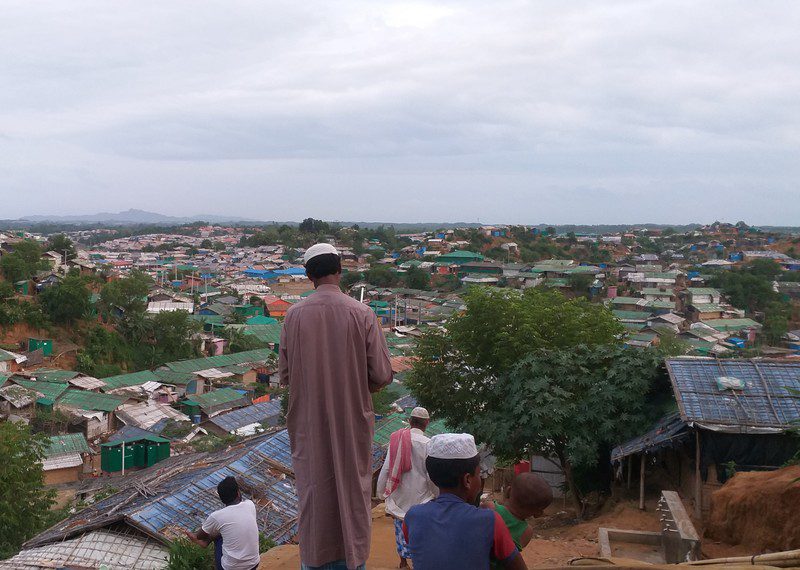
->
[406,287,664,515]
[38,275,91,324]
[98,270,152,319]
[44,234,75,261]
[0,422,57,558]
[403,267,431,290]
[0,240,48,282]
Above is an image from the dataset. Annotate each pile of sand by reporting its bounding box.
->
[705,465,800,553]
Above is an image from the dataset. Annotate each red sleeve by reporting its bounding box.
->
[492,511,519,562]
[402,520,409,543]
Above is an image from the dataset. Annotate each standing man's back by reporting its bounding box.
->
[280,243,394,570]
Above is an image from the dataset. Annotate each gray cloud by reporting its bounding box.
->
[0,0,799,223]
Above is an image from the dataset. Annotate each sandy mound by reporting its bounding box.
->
[705,465,800,552]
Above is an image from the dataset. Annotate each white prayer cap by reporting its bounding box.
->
[428,433,479,460]
[303,243,340,265]
[410,407,430,420]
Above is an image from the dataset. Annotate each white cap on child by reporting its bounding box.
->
[427,433,479,460]
[410,407,429,419]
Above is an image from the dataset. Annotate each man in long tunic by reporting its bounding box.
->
[280,243,393,570]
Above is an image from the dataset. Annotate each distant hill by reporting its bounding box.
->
[17,209,259,225]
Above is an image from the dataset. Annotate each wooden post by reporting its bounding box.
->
[639,454,646,510]
[694,430,702,519]
[627,456,633,490]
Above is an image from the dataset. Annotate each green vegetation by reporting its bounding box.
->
[38,274,91,325]
[166,538,214,570]
[44,234,76,261]
[708,260,792,344]
[0,422,57,558]
[259,533,276,553]
[0,240,48,283]
[407,286,666,516]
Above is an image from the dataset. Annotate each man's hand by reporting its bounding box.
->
[184,528,211,548]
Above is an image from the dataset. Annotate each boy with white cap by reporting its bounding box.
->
[403,434,527,570]
[376,407,438,568]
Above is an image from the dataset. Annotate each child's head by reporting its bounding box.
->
[426,433,482,503]
[507,472,553,518]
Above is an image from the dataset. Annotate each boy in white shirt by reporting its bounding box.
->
[186,476,261,570]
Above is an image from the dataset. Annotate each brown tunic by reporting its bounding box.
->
[279,284,393,568]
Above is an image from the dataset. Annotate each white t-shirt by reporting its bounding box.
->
[201,499,260,570]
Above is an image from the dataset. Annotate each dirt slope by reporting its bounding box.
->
[705,465,800,553]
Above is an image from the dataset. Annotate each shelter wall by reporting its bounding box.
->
[44,466,81,485]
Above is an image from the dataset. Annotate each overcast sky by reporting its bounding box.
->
[1,1,799,225]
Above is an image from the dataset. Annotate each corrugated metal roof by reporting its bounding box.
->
[57,389,126,412]
[28,431,300,549]
[46,433,90,457]
[611,412,689,462]
[0,384,37,408]
[42,453,84,471]
[165,348,275,373]
[28,369,80,382]
[666,357,800,431]
[116,401,190,430]
[209,400,283,433]
[152,369,196,385]
[101,370,160,390]
[188,387,250,411]
[2,529,168,570]
[14,379,69,400]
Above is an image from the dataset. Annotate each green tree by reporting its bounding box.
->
[98,270,152,319]
[364,265,399,288]
[413,287,623,376]
[200,239,213,249]
[0,240,47,282]
[409,344,663,516]
[148,310,200,365]
[745,258,782,280]
[0,422,57,558]
[38,275,91,324]
[404,267,431,290]
[340,271,363,291]
[44,234,75,261]
[568,273,594,298]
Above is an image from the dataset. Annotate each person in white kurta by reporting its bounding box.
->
[376,407,438,567]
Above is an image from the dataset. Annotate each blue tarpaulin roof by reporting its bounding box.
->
[28,430,300,549]
[209,400,283,433]
[666,357,800,431]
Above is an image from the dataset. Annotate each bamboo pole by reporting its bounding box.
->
[626,457,632,490]
[687,549,800,567]
[639,454,646,510]
[694,430,702,519]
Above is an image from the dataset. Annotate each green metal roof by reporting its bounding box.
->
[642,288,673,296]
[29,369,80,382]
[153,369,197,385]
[57,389,126,412]
[232,323,282,345]
[165,348,275,373]
[101,434,169,447]
[691,303,725,312]
[703,318,761,331]
[687,288,721,295]
[373,413,449,447]
[190,314,226,325]
[437,250,484,261]
[610,297,645,304]
[246,315,278,325]
[101,370,160,390]
[46,433,90,457]
[15,379,69,400]
[187,387,247,411]
[612,310,651,320]
[646,300,676,309]
[0,349,18,362]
